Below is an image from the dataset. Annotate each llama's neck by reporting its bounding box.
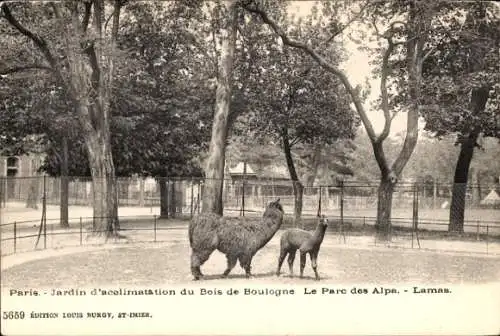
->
[253,212,283,250]
[262,216,283,237]
[311,223,327,246]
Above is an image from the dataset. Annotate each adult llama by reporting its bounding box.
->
[189,198,284,280]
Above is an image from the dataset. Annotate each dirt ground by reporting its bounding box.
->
[2,228,499,288]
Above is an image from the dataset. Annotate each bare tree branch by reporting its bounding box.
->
[390,3,424,177]
[0,64,53,75]
[289,135,301,147]
[377,31,397,142]
[322,0,371,45]
[1,3,69,90]
[2,4,57,70]
[242,2,379,143]
[82,0,92,33]
[390,110,399,121]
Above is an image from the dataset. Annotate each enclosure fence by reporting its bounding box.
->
[1,176,499,256]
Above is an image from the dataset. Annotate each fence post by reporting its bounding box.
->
[43,175,47,250]
[14,221,17,253]
[412,184,416,248]
[0,177,4,210]
[166,178,169,219]
[340,180,344,224]
[340,180,345,243]
[241,179,246,217]
[80,217,83,246]
[154,215,157,242]
[486,222,489,254]
[412,183,421,249]
[197,181,201,214]
[317,186,322,217]
[190,178,194,218]
[433,180,437,209]
[476,220,480,241]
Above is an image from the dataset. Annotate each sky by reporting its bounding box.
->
[288,1,413,137]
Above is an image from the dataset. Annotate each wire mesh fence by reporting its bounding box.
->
[1,175,499,256]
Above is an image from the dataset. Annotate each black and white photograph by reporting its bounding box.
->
[1,0,499,335]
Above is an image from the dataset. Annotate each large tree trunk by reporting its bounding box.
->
[375,177,395,240]
[1,1,123,237]
[449,130,479,233]
[74,0,122,237]
[449,87,489,233]
[60,135,69,228]
[159,178,169,218]
[26,178,39,209]
[306,144,321,187]
[169,180,176,218]
[471,169,482,206]
[85,127,119,236]
[292,181,304,228]
[26,156,41,209]
[371,139,398,241]
[282,128,303,228]
[372,1,422,241]
[138,178,145,207]
[202,1,238,215]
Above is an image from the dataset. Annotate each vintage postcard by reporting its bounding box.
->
[1,0,499,335]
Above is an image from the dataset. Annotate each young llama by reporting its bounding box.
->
[276,215,329,280]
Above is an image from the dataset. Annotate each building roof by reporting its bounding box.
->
[481,189,500,204]
[227,162,256,176]
[260,165,289,180]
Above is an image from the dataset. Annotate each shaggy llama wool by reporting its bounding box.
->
[189,198,284,280]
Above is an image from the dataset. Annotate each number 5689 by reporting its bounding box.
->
[2,311,25,319]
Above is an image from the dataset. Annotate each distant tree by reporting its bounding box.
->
[42,0,213,217]
[243,0,434,239]
[403,134,459,184]
[1,1,126,237]
[0,64,76,226]
[201,0,240,215]
[385,2,500,231]
[1,1,212,221]
[416,2,500,232]
[236,1,359,226]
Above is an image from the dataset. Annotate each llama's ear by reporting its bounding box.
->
[276,198,280,203]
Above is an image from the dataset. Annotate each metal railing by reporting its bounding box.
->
[1,212,499,257]
[1,176,499,256]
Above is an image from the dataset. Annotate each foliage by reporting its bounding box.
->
[241,4,359,149]
[417,2,500,139]
[1,1,212,178]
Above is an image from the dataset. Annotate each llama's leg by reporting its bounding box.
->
[222,255,238,278]
[287,249,296,277]
[299,252,307,278]
[276,249,288,276]
[190,248,214,280]
[310,252,320,280]
[239,255,253,278]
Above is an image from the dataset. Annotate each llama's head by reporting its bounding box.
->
[318,215,329,228]
[267,198,283,213]
[263,198,284,221]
